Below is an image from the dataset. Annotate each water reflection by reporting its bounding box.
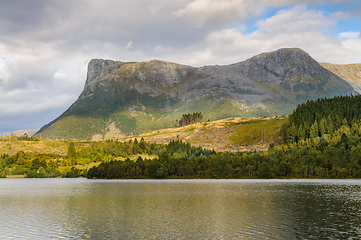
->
[0,179,361,239]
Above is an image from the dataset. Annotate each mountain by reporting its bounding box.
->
[36,48,356,140]
[320,63,361,93]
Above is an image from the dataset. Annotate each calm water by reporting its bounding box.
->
[1,179,361,239]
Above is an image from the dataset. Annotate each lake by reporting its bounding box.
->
[1,179,361,239]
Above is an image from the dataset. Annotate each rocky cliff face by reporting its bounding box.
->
[36,48,356,139]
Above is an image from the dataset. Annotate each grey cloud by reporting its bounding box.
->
[0,108,66,135]
[0,0,208,53]
[0,0,78,39]
[0,58,60,92]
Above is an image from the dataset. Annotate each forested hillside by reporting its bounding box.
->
[88,95,361,179]
[281,95,361,143]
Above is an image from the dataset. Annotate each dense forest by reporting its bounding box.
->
[281,95,361,144]
[87,133,361,179]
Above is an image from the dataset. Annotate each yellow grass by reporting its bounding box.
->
[6,175,25,178]
[117,116,288,151]
[2,116,288,156]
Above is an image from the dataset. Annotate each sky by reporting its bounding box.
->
[0,0,360,135]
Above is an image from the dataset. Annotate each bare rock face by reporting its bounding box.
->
[130,60,195,87]
[233,48,344,92]
[84,59,195,88]
[36,48,357,139]
[245,48,319,82]
[85,59,119,86]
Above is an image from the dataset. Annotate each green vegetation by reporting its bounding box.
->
[281,95,361,144]
[231,117,287,145]
[87,134,361,179]
[88,95,361,179]
[0,136,161,178]
[4,95,361,179]
[177,112,203,127]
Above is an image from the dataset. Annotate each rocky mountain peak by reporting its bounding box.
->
[240,48,335,91]
[249,48,319,67]
[36,48,357,139]
[85,59,120,87]
[84,58,195,90]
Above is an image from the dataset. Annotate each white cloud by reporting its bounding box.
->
[340,37,361,63]
[173,0,267,27]
[171,0,346,27]
[338,31,360,40]
[167,26,361,67]
[125,41,133,49]
[256,5,335,34]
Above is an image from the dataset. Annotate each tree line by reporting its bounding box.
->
[87,131,361,179]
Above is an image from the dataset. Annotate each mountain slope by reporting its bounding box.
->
[118,116,288,152]
[36,48,356,139]
[320,63,361,93]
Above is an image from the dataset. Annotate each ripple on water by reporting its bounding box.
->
[1,179,361,239]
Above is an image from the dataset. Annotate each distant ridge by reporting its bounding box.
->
[320,63,361,93]
[10,129,39,137]
[36,48,356,139]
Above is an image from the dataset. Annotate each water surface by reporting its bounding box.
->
[1,179,361,239]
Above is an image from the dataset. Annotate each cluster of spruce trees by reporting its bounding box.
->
[177,112,203,127]
[281,95,361,144]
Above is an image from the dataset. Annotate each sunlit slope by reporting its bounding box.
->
[120,116,288,152]
[4,116,287,154]
[320,63,361,93]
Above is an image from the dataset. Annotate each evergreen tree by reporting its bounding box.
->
[319,118,326,136]
[298,124,305,141]
[326,115,334,134]
[67,142,76,159]
[310,121,319,139]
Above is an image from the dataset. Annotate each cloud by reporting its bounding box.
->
[171,0,348,27]
[256,4,335,34]
[125,41,134,49]
[172,0,267,27]
[338,31,360,39]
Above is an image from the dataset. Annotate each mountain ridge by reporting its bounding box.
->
[320,62,361,93]
[36,48,357,139]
